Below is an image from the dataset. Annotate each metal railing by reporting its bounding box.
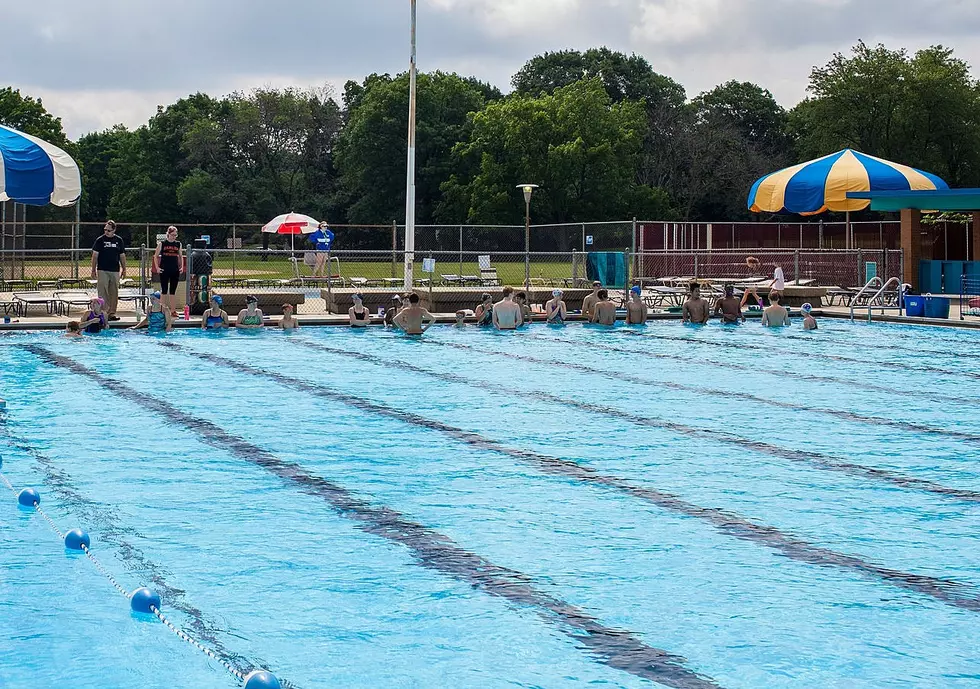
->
[849,276,904,321]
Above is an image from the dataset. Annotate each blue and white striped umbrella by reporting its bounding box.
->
[0,124,81,207]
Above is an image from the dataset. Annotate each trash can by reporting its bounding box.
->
[924,296,950,319]
[904,295,925,317]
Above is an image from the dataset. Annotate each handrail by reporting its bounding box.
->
[849,276,903,321]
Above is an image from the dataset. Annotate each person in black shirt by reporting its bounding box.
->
[153,225,184,316]
[91,220,127,321]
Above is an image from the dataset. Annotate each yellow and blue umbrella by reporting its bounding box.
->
[748,149,947,215]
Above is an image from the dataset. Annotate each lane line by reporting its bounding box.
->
[625,331,980,382]
[463,336,980,446]
[418,339,980,504]
[0,415,283,685]
[22,344,720,689]
[531,332,980,407]
[154,341,980,614]
[781,333,980,361]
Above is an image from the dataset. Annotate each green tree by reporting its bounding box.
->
[440,78,669,226]
[334,71,499,225]
[0,87,70,149]
[76,125,131,221]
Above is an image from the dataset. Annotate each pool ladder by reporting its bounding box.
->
[849,276,906,322]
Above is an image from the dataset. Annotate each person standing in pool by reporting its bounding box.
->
[682,283,710,325]
[384,294,403,328]
[515,292,532,324]
[79,297,107,333]
[762,292,790,327]
[591,290,617,326]
[582,281,602,321]
[236,295,264,329]
[153,225,183,317]
[801,303,818,331]
[348,293,371,328]
[393,293,435,335]
[279,303,299,330]
[131,291,173,333]
[202,295,229,329]
[492,286,523,330]
[454,310,467,327]
[714,284,744,324]
[626,286,648,324]
[545,289,567,324]
[475,293,494,327]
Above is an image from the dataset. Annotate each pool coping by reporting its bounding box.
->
[3,309,980,331]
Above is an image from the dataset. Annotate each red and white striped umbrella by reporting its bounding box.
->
[262,212,320,235]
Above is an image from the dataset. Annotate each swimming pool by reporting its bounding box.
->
[0,320,977,688]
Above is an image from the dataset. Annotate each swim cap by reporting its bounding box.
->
[246,294,258,303]
[150,291,161,299]
[552,289,563,297]
[211,295,223,305]
[801,303,812,314]
[630,286,641,295]
[353,293,364,301]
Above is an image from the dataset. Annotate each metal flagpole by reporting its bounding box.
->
[403,0,417,291]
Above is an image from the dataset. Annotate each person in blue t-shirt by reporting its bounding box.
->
[309,222,334,277]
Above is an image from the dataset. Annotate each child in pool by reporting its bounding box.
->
[279,303,299,330]
[201,295,229,330]
[131,291,173,333]
[79,298,107,333]
[801,303,818,331]
[65,321,82,338]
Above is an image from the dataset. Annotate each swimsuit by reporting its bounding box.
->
[83,311,106,334]
[547,303,564,323]
[240,313,262,326]
[353,308,368,321]
[205,312,225,329]
[477,306,493,327]
[148,309,167,333]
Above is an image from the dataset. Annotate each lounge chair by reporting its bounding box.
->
[478,255,500,286]
[54,291,97,315]
[13,292,59,316]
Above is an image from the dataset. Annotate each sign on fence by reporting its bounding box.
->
[422,257,436,273]
[586,235,594,246]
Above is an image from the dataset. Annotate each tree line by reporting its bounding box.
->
[3,41,980,228]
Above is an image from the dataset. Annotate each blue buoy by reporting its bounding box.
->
[17,488,39,508]
[244,670,282,689]
[65,529,91,551]
[130,587,161,614]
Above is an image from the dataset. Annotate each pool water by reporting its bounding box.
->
[0,320,978,688]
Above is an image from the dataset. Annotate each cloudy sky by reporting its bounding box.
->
[6,0,980,139]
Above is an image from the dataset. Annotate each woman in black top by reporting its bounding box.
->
[348,293,371,328]
[154,226,184,316]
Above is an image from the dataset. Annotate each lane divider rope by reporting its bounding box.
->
[0,454,280,689]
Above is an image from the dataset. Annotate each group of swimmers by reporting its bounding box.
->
[65,273,817,338]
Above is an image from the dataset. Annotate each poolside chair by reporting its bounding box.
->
[478,255,500,286]
[54,290,97,315]
[13,292,59,316]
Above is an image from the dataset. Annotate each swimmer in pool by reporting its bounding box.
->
[131,291,173,333]
[591,289,617,326]
[236,295,264,329]
[801,302,818,331]
[65,321,82,338]
[279,303,299,330]
[384,294,403,328]
[202,295,229,329]
[492,286,523,330]
[392,293,435,335]
[515,291,532,324]
[682,283,710,325]
[714,284,744,324]
[454,310,467,328]
[545,289,567,324]
[762,292,790,327]
[626,286,648,324]
[475,293,494,327]
[582,281,602,321]
[348,293,370,328]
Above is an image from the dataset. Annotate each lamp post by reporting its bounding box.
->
[403,0,418,291]
[517,184,538,289]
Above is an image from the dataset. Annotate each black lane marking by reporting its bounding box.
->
[155,340,980,615]
[535,333,980,408]
[23,345,719,689]
[423,339,980,504]
[0,415,284,685]
[463,336,980,447]
[628,331,980,382]
[781,333,980,362]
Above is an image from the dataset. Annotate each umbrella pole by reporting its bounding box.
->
[846,211,851,250]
